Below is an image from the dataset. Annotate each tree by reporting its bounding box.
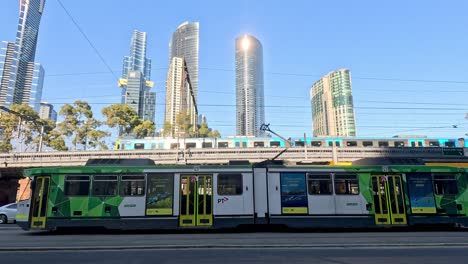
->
[134,120,155,138]
[102,104,154,138]
[58,100,108,150]
[198,123,210,137]
[0,104,42,152]
[162,121,172,137]
[208,130,221,138]
[32,118,68,151]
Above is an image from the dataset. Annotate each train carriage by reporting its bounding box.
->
[16,161,468,231]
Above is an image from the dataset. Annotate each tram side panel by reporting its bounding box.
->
[253,167,269,224]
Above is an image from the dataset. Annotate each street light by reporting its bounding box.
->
[0,106,44,152]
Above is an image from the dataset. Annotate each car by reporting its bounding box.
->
[0,203,17,224]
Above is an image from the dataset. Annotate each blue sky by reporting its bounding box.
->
[1,0,468,139]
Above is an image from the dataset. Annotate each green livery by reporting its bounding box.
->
[17,163,468,231]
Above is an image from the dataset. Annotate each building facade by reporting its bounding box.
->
[310,69,356,137]
[0,0,46,109]
[235,35,265,137]
[39,102,57,122]
[169,22,199,102]
[24,62,44,111]
[165,57,198,137]
[119,30,155,123]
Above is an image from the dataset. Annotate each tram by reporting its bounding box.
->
[16,159,468,231]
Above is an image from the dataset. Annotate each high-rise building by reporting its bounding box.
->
[165,57,198,137]
[0,0,46,109]
[169,22,199,101]
[235,35,265,137]
[13,0,46,106]
[0,41,18,108]
[119,30,155,123]
[39,102,57,122]
[310,69,356,137]
[198,114,207,125]
[24,62,44,111]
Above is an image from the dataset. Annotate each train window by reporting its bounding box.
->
[295,141,305,147]
[202,142,212,148]
[235,142,240,147]
[346,141,357,147]
[334,174,359,195]
[335,142,341,147]
[242,141,247,148]
[429,141,440,147]
[433,174,458,195]
[254,141,265,147]
[170,143,179,149]
[134,143,144,149]
[311,141,322,147]
[186,143,196,149]
[92,175,118,196]
[445,142,455,147]
[217,174,243,195]
[120,175,146,196]
[394,141,405,147]
[270,141,281,147]
[64,175,90,196]
[363,141,373,147]
[218,142,229,148]
[151,143,156,149]
[307,174,332,195]
[378,141,389,147]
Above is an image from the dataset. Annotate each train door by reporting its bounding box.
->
[371,175,407,225]
[179,175,213,227]
[30,176,50,229]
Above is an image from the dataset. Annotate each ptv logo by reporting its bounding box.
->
[217,197,229,204]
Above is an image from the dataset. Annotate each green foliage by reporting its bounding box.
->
[58,100,108,150]
[102,104,154,138]
[0,104,41,152]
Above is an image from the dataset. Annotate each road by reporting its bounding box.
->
[1,225,468,263]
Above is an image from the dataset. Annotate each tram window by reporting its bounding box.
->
[433,174,458,195]
[218,142,229,148]
[307,174,332,195]
[270,141,281,147]
[378,141,389,147]
[254,141,265,147]
[120,175,146,196]
[64,175,90,196]
[186,143,196,149]
[134,143,144,149]
[92,175,118,196]
[295,141,305,147]
[311,141,322,147]
[363,141,373,147]
[217,174,243,195]
[170,143,179,149]
[429,141,440,147]
[346,141,357,147]
[445,142,455,147]
[334,174,359,195]
[202,142,212,148]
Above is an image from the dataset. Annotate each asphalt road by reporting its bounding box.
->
[1,225,468,263]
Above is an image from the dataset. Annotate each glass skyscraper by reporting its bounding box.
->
[235,35,265,137]
[310,69,356,137]
[0,0,46,109]
[169,22,199,101]
[119,30,155,123]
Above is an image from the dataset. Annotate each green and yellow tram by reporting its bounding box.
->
[16,160,468,231]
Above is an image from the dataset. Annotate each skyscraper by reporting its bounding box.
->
[169,22,199,101]
[24,62,44,111]
[119,30,155,123]
[310,69,356,137]
[0,0,46,109]
[39,102,57,122]
[235,35,265,137]
[165,57,198,137]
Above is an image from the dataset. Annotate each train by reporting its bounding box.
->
[16,159,468,231]
[116,136,468,150]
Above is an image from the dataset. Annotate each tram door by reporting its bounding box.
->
[30,176,50,229]
[371,175,407,225]
[179,175,213,227]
